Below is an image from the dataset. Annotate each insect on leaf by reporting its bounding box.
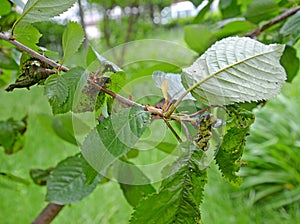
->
[182,37,286,105]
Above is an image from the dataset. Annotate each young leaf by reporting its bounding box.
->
[130,143,207,224]
[12,0,77,31]
[81,106,151,174]
[45,74,68,107]
[0,117,27,154]
[152,71,195,101]
[215,105,255,185]
[62,21,85,63]
[46,155,101,205]
[181,37,286,106]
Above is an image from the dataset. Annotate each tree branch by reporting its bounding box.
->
[246,6,300,38]
[0,32,68,72]
[32,203,64,224]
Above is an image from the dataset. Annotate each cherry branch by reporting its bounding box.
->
[0,31,170,119]
[0,32,68,72]
[246,5,300,38]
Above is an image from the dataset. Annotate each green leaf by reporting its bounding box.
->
[182,37,286,105]
[280,45,299,83]
[115,161,156,207]
[13,0,77,28]
[130,143,207,224]
[184,25,216,55]
[50,67,84,114]
[0,117,27,154]
[46,155,101,205]
[45,74,68,107]
[215,105,255,185]
[244,0,278,24]
[52,113,77,145]
[280,11,300,42]
[0,0,11,16]
[62,21,85,63]
[219,0,241,19]
[13,22,42,51]
[81,106,151,173]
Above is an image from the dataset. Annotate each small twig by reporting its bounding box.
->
[88,78,145,108]
[0,32,68,72]
[32,203,64,224]
[180,120,190,142]
[189,105,226,118]
[246,5,300,38]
